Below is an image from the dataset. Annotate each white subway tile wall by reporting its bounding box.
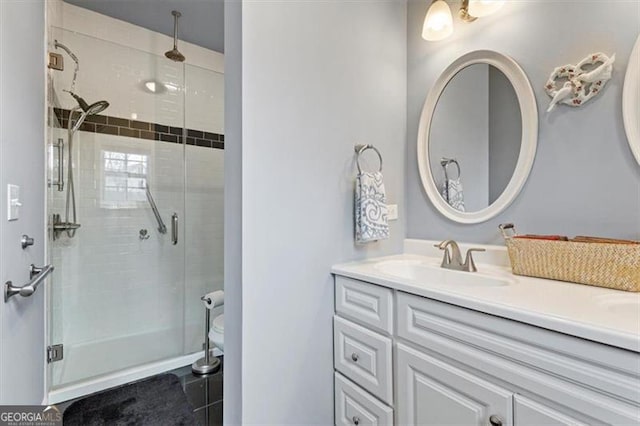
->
[50,130,223,387]
[48,2,224,388]
[52,28,224,134]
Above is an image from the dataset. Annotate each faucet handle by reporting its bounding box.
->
[434,241,451,266]
[464,248,486,272]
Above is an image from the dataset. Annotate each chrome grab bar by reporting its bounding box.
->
[4,264,54,302]
[145,184,167,234]
[171,213,178,245]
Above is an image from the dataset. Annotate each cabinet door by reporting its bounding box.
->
[513,395,589,426]
[396,343,513,426]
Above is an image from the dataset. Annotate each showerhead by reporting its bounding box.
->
[165,10,185,63]
[165,48,186,63]
[69,92,109,115]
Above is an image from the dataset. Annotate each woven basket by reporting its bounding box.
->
[500,225,640,292]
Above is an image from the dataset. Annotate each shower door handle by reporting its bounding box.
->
[53,138,64,191]
[171,213,178,245]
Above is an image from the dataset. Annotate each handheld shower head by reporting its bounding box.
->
[68,92,109,115]
[67,93,109,133]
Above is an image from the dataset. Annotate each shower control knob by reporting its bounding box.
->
[21,234,34,249]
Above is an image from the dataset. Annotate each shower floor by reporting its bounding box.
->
[49,324,221,403]
[52,327,184,386]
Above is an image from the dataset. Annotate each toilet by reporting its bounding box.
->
[208,313,224,352]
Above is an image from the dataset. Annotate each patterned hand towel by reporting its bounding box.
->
[442,178,466,212]
[355,171,389,244]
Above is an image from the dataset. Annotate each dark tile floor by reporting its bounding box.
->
[57,357,223,426]
[170,358,224,426]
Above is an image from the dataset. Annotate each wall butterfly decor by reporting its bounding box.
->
[545,52,615,113]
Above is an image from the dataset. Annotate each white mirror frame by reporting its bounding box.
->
[417,50,538,224]
[623,35,640,165]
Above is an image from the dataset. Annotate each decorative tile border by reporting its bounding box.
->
[53,108,224,149]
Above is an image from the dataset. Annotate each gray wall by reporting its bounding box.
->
[236,1,406,422]
[429,64,489,211]
[0,0,46,403]
[407,0,640,244]
[223,0,242,423]
[489,66,521,203]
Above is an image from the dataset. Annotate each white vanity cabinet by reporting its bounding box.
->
[333,275,640,426]
[513,395,589,426]
[396,342,513,426]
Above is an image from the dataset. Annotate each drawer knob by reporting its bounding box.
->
[489,415,503,426]
[352,416,360,425]
[351,353,359,362]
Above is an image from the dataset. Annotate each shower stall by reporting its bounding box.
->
[46,17,224,402]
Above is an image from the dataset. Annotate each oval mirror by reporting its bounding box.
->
[417,50,538,224]
[623,34,640,165]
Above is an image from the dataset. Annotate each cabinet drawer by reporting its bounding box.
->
[334,316,393,404]
[334,373,393,426]
[335,276,392,335]
[396,292,640,406]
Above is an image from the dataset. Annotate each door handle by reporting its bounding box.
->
[171,213,178,245]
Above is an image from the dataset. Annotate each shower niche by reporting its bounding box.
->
[46,24,224,400]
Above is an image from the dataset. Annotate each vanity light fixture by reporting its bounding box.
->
[422,0,505,41]
[422,0,454,41]
[465,0,504,18]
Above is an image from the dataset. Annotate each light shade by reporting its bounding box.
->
[468,0,505,18]
[422,0,454,41]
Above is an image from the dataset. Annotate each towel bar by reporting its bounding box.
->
[355,144,383,174]
[440,157,461,180]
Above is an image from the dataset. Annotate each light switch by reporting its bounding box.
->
[7,184,21,221]
[387,204,398,221]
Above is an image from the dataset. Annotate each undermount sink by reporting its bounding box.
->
[373,259,512,287]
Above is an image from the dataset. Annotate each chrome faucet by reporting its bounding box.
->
[434,240,485,272]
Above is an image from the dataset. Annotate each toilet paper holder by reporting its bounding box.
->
[192,292,223,375]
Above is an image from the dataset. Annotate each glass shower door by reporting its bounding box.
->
[183,64,225,354]
[47,28,187,389]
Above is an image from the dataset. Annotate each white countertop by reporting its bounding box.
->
[332,240,640,352]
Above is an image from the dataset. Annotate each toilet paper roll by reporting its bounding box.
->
[202,290,224,309]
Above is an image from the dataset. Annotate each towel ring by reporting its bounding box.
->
[355,144,383,174]
[440,157,461,180]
